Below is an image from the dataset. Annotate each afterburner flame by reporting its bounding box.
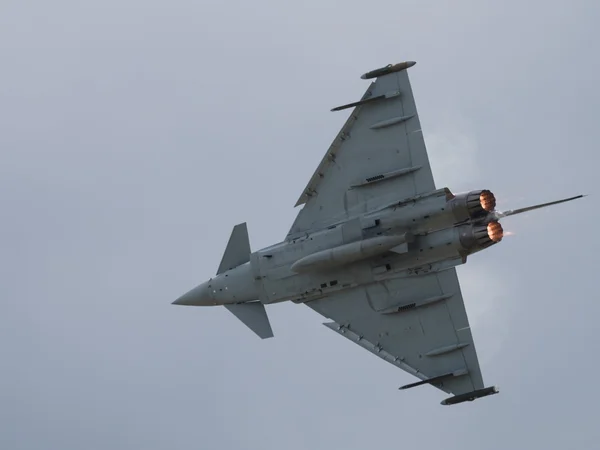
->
[480,190,497,212]
[487,221,503,242]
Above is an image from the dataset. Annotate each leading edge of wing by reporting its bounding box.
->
[293,83,374,208]
[293,60,418,208]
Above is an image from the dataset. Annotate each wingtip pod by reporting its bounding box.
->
[441,386,499,406]
[360,61,416,79]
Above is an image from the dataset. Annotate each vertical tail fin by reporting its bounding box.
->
[217,223,251,274]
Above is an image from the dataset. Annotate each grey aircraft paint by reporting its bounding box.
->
[172,62,584,405]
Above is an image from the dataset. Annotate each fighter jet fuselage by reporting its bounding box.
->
[176,186,568,308]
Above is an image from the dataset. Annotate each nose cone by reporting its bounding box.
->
[172,281,213,306]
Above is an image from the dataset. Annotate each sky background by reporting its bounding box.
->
[2,1,599,448]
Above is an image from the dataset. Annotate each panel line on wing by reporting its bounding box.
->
[351,165,422,188]
[425,342,470,357]
[378,293,453,314]
[370,114,415,130]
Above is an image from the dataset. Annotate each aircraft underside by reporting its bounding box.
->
[172,60,584,405]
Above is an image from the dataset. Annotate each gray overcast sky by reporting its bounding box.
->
[2,1,599,449]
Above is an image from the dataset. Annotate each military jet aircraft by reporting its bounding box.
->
[173,61,584,405]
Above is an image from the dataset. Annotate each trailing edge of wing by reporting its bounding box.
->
[217,223,251,275]
[225,302,274,339]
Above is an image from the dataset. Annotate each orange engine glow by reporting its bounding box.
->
[487,221,504,242]
[480,190,497,212]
